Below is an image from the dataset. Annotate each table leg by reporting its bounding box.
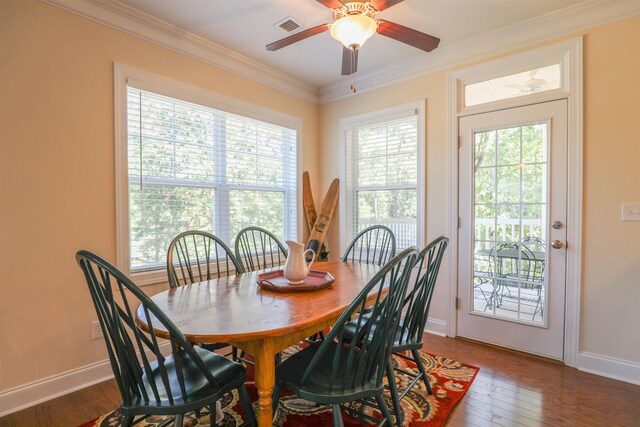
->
[253,340,276,427]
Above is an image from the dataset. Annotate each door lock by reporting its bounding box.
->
[552,221,564,229]
[551,240,564,249]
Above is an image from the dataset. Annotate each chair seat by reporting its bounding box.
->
[343,314,422,352]
[276,341,381,403]
[130,347,246,410]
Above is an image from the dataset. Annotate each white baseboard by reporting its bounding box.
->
[0,358,115,417]
[577,351,640,386]
[425,318,448,337]
[0,342,173,417]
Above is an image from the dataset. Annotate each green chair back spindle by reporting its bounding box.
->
[75,250,256,427]
[378,236,449,425]
[342,225,396,266]
[396,236,449,349]
[274,247,419,426]
[235,226,288,272]
[167,230,243,289]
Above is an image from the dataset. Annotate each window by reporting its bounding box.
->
[116,66,299,282]
[341,103,424,251]
[464,64,561,107]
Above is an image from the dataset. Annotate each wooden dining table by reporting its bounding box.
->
[136,261,382,427]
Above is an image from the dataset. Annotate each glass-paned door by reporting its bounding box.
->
[457,100,567,360]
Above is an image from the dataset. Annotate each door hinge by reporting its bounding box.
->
[455,297,461,310]
[457,135,461,149]
[457,216,461,229]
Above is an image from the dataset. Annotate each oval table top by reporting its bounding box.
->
[137,261,381,344]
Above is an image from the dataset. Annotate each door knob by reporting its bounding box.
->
[552,221,564,229]
[551,240,564,249]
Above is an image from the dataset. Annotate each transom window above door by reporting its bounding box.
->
[464,63,561,107]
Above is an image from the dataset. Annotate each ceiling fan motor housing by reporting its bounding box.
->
[333,2,378,20]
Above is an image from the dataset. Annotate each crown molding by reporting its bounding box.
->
[318,0,640,103]
[40,0,319,103]
[40,0,639,105]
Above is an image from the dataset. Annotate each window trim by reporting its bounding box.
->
[338,101,426,254]
[114,63,303,285]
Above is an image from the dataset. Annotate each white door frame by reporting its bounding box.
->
[446,38,583,367]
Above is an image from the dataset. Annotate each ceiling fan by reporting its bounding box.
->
[508,71,554,94]
[266,0,440,76]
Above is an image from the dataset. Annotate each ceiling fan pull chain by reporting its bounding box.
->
[351,49,357,93]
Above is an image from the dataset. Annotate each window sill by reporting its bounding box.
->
[130,268,169,287]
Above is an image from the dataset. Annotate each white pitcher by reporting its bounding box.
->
[283,240,316,284]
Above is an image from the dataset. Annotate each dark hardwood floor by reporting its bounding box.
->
[1,334,639,426]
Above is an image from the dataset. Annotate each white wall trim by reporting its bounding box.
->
[0,341,173,417]
[0,359,114,418]
[578,352,640,386]
[446,38,583,367]
[319,0,639,103]
[41,0,318,103]
[114,63,303,285]
[425,318,448,337]
[41,0,638,105]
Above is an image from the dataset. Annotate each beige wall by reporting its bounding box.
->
[319,16,640,363]
[1,0,638,397]
[580,16,640,361]
[0,0,319,391]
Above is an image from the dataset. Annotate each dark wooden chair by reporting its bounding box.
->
[342,225,396,266]
[342,236,448,425]
[76,250,256,427]
[167,230,244,288]
[272,247,419,426]
[386,236,448,424]
[235,226,288,272]
[234,227,287,365]
[167,230,243,358]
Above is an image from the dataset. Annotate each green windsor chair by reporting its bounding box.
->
[166,230,244,358]
[167,230,244,288]
[272,246,419,427]
[235,226,288,272]
[342,236,448,425]
[386,236,448,424]
[342,225,396,266]
[234,226,288,365]
[76,250,256,427]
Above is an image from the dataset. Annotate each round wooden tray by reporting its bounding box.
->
[257,270,335,293]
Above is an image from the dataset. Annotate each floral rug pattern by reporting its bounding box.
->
[80,348,478,427]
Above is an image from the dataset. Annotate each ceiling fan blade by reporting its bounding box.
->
[341,47,358,75]
[315,0,345,9]
[266,24,330,51]
[377,20,440,52]
[370,0,404,11]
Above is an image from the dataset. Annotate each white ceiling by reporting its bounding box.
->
[118,0,587,87]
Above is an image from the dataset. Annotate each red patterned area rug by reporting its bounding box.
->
[80,348,478,427]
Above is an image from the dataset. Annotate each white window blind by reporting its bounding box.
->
[344,113,418,250]
[126,87,297,272]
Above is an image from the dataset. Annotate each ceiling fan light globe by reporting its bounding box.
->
[330,15,377,49]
